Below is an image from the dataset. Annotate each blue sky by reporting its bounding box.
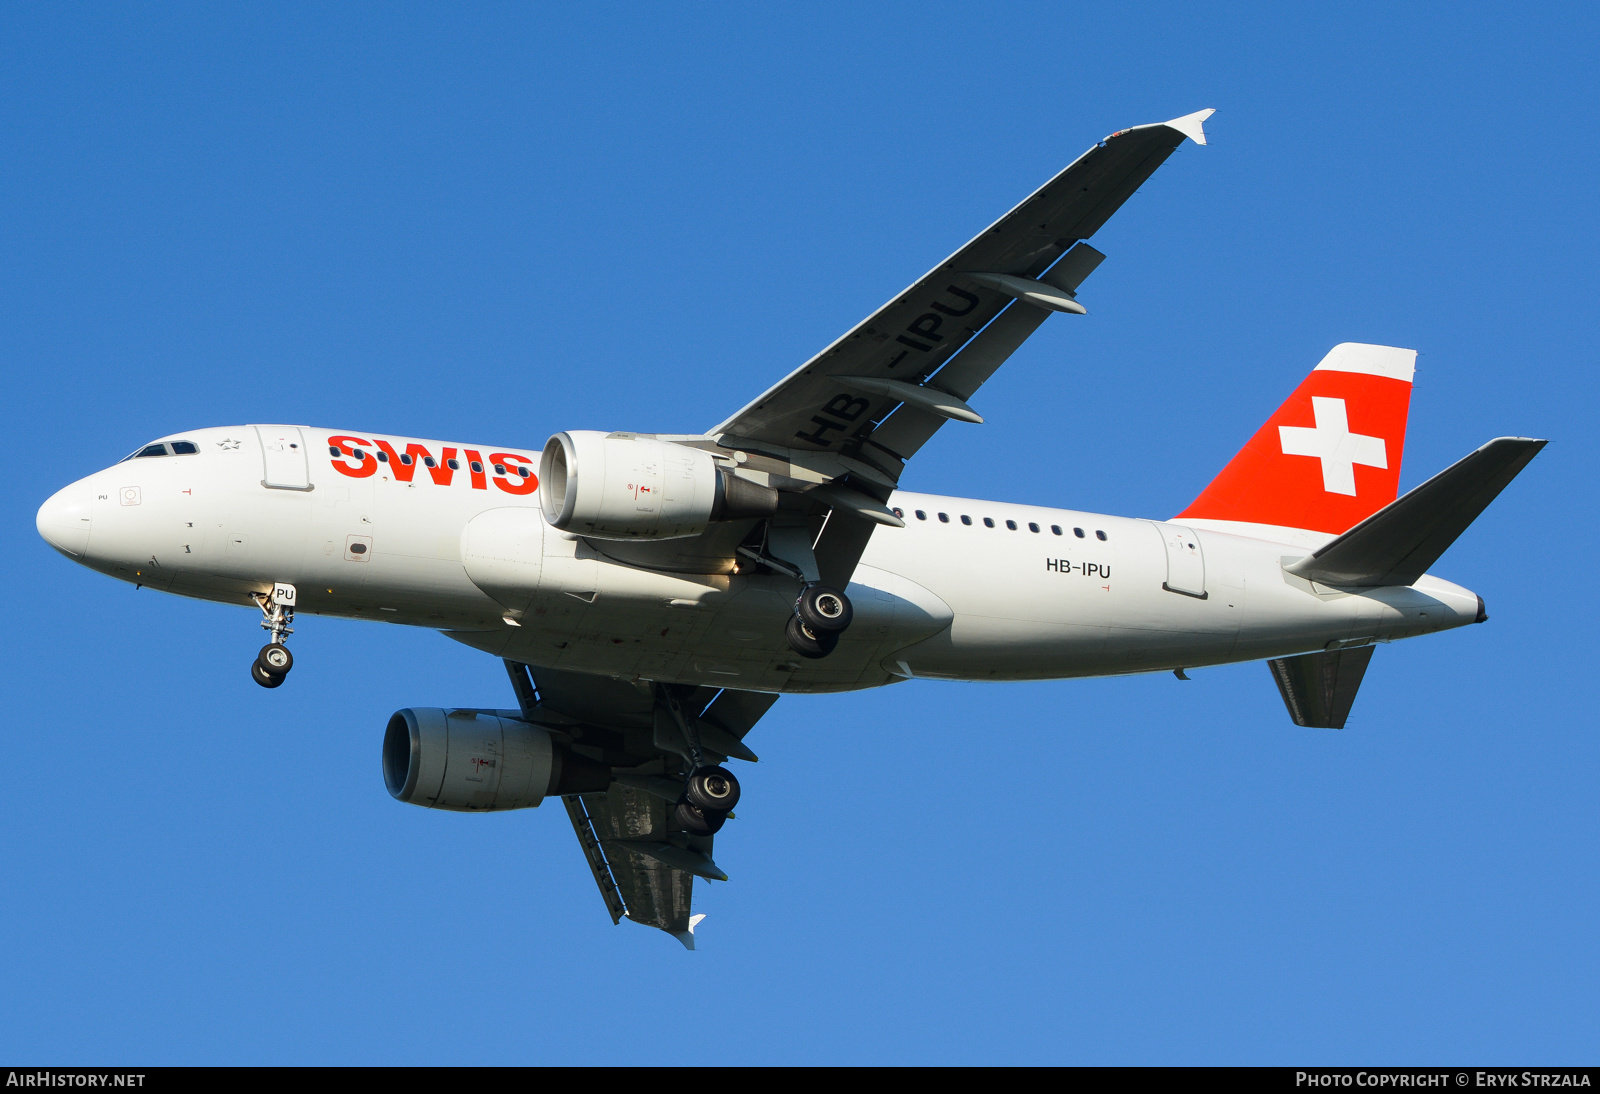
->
[3,2,1596,1064]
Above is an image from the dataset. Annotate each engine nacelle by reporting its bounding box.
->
[539,430,777,540]
[383,708,610,811]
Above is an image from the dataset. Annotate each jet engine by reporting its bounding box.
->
[539,430,777,540]
[383,707,610,811]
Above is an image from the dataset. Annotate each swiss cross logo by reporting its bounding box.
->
[1278,397,1387,496]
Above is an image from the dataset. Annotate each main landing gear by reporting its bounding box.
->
[250,582,297,689]
[655,687,745,838]
[674,766,741,836]
[784,584,853,659]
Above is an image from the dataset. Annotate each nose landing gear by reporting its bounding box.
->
[785,584,852,659]
[250,582,297,689]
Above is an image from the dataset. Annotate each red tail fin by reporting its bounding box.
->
[1177,343,1415,536]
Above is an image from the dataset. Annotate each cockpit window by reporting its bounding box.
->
[121,440,199,461]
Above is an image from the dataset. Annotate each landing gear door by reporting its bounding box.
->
[253,426,312,491]
[1151,521,1206,599]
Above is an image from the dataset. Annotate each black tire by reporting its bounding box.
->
[796,585,852,633]
[256,643,293,677]
[785,615,838,659]
[686,766,741,813]
[251,661,284,689]
[674,801,726,836]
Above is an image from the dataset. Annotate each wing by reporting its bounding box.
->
[504,660,776,948]
[584,113,1212,587]
[709,109,1214,472]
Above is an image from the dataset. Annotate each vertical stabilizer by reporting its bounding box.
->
[1177,344,1416,536]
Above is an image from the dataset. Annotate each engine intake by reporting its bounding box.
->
[383,708,610,811]
[539,431,777,540]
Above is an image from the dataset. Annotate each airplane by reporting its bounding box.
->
[35,109,1544,948]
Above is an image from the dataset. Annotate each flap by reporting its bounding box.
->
[577,783,709,944]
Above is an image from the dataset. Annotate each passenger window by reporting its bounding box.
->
[400,454,414,466]
[492,463,506,475]
[447,459,460,471]
[1051,525,1062,535]
[915,510,926,520]
[470,461,484,473]
[1096,530,1108,541]
[1005,519,1017,530]
[136,444,169,458]
[938,513,949,523]
[983,517,994,528]
[960,515,972,525]
[892,508,904,518]
[423,456,437,467]
[329,445,342,457]
[517,466,531,478]
[1028,522,1040,533]
[170,441,198,455]
[376,451,389,462]
[1074,527,1085,538]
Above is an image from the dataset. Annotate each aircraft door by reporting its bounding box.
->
[253,425,311,490]
[1151,521,1206,598]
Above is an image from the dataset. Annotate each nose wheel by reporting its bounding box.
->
[785,584,852,658]
[251,659,285,689]
[250,582,297,688]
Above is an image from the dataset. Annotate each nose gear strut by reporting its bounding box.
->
[250,582,297,688]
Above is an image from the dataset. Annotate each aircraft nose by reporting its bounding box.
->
[37,482,94,559]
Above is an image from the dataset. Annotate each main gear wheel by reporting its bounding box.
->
[686,766,741,812]
[796,585,852,633]
[785,615,838,659]
[675,801,726,836]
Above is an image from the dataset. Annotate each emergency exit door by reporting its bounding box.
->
[1152,521,1206,599]
[253,425,312,490]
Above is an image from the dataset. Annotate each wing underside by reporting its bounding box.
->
[504,661,775,947]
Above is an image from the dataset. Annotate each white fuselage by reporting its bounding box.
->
[37,426,1484,694]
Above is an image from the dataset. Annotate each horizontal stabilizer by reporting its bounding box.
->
[1268,645,1375,729]
[1286,437,1545,587]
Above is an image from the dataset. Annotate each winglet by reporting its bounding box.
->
[670,913,707,951]
[1163,108,1215,146]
